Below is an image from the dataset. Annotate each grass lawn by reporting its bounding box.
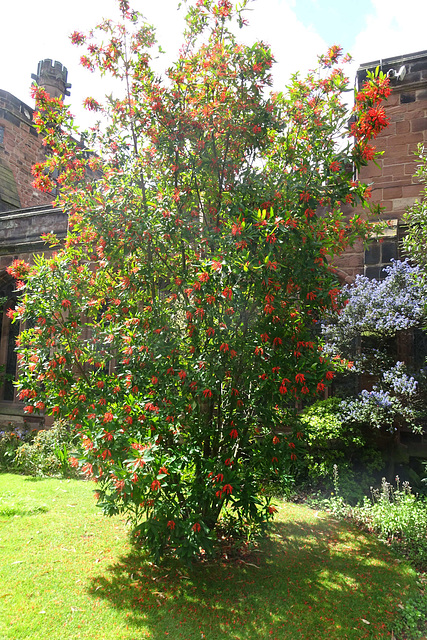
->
[0,473,419,640]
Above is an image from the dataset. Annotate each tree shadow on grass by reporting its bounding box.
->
[87,512,415,640]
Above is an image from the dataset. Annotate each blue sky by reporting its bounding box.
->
[1,0,426,128]
[292,0,373,50]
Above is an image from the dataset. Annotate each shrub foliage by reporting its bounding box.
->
[9,0,390,560]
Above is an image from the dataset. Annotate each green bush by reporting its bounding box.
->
[394,591,427,640]
[0,427,34,471]
[298,398,383,502]
[14,421,80,478]
[353,477,427,570]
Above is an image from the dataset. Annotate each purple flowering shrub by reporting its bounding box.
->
[323,260,427,434]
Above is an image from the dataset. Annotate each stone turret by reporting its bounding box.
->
[31,59,71,99]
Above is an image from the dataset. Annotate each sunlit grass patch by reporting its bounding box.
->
[0,474,419,640]
[0,489,49,517]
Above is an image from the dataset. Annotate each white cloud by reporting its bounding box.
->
[240,0,327,90]
[1,0,327,119]
[8,0,425,130]
[352,0,427,66]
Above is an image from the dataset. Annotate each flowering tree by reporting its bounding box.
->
[8,0,391,560]
[322,260,427,433]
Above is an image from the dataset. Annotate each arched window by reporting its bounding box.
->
[0,272,19,403]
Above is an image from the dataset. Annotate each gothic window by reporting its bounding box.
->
[0,274,19,403]
[364,220,400,280]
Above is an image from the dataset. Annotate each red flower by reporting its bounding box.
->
[220,343,229,353]
[229,429,238,439]
[211,260,222,271]
[272,436,280,445]
[295,373,305,384]
[115,479,125,491]
[192,522,201,532]
[70,31,86,45]
[84,97,101,112]
[361,144,376,161]
[81,462,93,476]
[151,479,161,491]
[167,520,175,530]
[203,389,212,398]
[279,383,288,394]
[231,222,242,236]
[325,371,334,380]
[7,259,30,279]
[80,55,94,71]
[222,484,233,495]
[268,505,277,514]
[61,299,71,308]
[178,370,186,379]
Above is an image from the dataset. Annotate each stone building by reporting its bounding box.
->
[0,50,427,429]
[0,60,69,426]
[334,49,427,282]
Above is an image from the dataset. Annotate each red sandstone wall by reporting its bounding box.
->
[362,91,427,222]
[334,50,427,282]
[0,90,53,210]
